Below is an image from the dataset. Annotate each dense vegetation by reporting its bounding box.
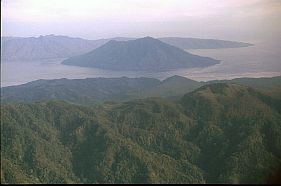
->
[1,83,281,183]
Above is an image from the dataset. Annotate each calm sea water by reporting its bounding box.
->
[1,42,281,87]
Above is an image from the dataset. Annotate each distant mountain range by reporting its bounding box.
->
[62,37,220,71]
[1,35,253,61]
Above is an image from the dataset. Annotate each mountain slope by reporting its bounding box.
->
[1,84,281,183]
[1,77,161,105]
[62,37,219,71]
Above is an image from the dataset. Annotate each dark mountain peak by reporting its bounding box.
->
[162,75,199,87]
[42,34,55,38]
[109,37,135,41]
[133,36,165,45]
[37,34,62,39]
[196,83,231,93]
[100,37,170,50]
[105,36,159,45]
[139,36,157,40]
[106,39,119,44]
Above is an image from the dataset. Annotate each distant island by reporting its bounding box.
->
[62,37,220,71]
[1,35,253,62]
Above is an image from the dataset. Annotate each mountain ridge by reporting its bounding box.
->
[2,76,281,105]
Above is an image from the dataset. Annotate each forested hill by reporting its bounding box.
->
[1,83,281,183]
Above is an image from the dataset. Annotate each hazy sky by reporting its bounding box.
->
[1,0,281,41]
